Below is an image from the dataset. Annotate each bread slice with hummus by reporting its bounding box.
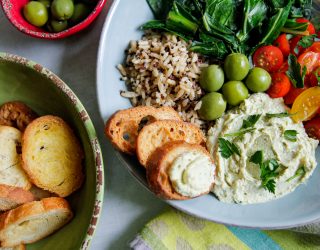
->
[0,126,31,190]
[137,120,205,167]
[0,184,35,211]
[0,197,73,247]
[105,106,182,155]
[147,141,215,200]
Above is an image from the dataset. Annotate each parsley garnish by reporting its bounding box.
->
[249,151,280,194]
[284,130,298,142]
[287,54,307,88]
[241,114,261,129]
[224,128,256,138]
[297,34,316,49]
[286,166,306,182]
[265,112,293,118]
[218,138,240,159]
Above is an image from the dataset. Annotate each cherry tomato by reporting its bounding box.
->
[304,41,320,53]
[278,61,289,73]
[290,86,320,122]
[298,52,320,74]
[274,34,290,57]
[284,84,308,105]
[296,18,316,35]
[253,45,284,73]
[305,67,320,87]
[267,72,291,98]
[304,117,320,140]
[289,36,304,56]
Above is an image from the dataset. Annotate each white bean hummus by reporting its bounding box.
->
[207,93,318,204]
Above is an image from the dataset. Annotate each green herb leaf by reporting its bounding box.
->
[286,166,306,182]
[224,128,256,138]
[284,130,298,142]
[250,150,263,165]
[287,54,307,88]
[250,150,280,193]
[241,114,261,129]
[265,112,294,118]
[298,34,317,48]
[218,138,240,159]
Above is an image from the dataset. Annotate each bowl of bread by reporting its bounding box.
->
[0,52,103,249]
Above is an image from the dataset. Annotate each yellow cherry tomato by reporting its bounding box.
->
[290,86,320,122]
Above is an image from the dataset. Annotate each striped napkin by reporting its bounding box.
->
[130,207,320,250]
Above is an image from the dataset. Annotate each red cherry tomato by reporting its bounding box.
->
[289,36,304,56]
[267,72,291,98]
[283,84,308,105]
[304,117,320,140]
[305,67,320,87]
[274,34,290,57]
[278,61,289,73]
[298,52,320,74]
[296,18,316,35]
[304,42,320,54]
[253,45,284,73]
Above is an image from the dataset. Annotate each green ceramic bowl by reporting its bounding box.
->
[0,52,104,249]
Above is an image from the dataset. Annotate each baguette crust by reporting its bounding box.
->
[147,141,214,200]
[0,244,25,250]
[137,120,205,167]
[0,185,35,211]
[0,101,37,132]
[0,197,73,247]
[105,106,181,154]
[22,115,84,197]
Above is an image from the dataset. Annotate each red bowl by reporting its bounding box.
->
[0,0,108,39]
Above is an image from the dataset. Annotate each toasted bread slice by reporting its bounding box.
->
[0,126,31,190]
[0,184,35,211]
[0,244,25,250]
[105,106,181,154]
[147,141,215,200]
[0,101,37,132]
[0,197,73,247]
[137,120,205,167]
[22,116,84,197]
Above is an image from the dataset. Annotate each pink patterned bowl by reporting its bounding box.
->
[0,0,107,39]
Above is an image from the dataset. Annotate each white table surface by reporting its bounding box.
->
[0,3,168,249]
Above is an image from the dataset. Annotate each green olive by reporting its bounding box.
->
[51,0,74,20]
[199,65,224,92]
[222,81,249,106]
[70,3,90,24]
[23,1,48,27]
[50,19,68,32]
[245,67,272,92]
[37,0,51,9]
[198,92,227,120]
[224,53,250,81]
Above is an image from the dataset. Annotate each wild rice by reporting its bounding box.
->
[118,32,210,130]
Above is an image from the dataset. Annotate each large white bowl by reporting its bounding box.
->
[97,0,320,228]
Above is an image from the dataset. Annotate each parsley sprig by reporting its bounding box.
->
[286,166,306,182]
[241,114,261,129]
[284,130,298,142]
[250,151,280,194]
[287,54,307,88]
[218,138,240,159]
[265,112,294,119]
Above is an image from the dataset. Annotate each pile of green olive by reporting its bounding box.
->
[198,53,272,121]
[23,0,94,32]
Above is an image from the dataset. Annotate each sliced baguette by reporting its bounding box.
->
[105,106,181,154]
[0,197,73,247]
[0,184,35,211]
[0,126,31,190]
[0,244,25,250]
[147,141,214,200]
[22,116,84,197]
[0,101,37,132]
[137,120,205,167]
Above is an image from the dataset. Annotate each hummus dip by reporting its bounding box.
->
[207,93,318,204]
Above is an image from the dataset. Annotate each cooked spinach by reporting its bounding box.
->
[144,0,312,58]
